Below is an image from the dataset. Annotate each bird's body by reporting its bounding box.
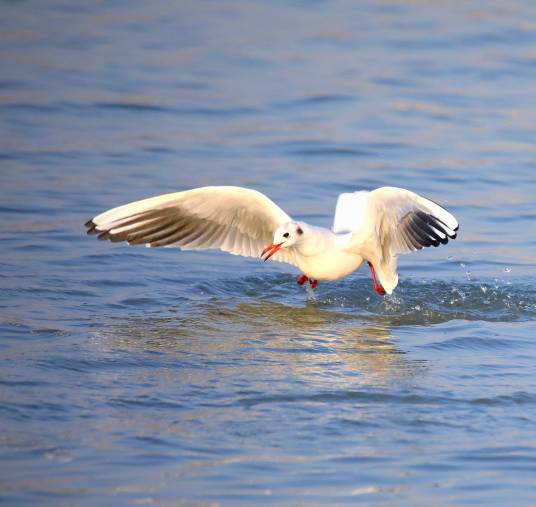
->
[288,225,363,281]
[86,185,459,295]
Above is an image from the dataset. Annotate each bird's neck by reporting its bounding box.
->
[294,224,340,258]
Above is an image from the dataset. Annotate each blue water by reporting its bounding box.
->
[1,1,536,505]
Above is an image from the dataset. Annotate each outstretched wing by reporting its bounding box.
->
[343,187,459,294]
[85,186,298,266]
[362,186,459,257]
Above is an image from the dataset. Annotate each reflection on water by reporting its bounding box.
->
[94,299,425,386]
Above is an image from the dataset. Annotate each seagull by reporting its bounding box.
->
[85,186,459,295]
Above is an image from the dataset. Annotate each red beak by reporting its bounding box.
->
[261,242,283,261]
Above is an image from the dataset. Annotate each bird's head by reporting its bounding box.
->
[261,221,305,261]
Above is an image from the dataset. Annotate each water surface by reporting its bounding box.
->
[1,1,536,505]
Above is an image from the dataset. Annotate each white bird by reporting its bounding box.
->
[85,186,459,295]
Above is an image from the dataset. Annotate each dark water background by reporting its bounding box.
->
[1,1,536,505]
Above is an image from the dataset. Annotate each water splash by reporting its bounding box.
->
[211,274,536,326]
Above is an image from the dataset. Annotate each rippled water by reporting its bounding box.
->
[1,0,536,505]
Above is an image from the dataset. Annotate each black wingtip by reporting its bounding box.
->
[85,219,99,235]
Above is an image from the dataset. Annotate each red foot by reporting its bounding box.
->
[297,275,317,289]
[297,274,308,285]
[367,262,386,296]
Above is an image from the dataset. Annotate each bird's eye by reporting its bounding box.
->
[283,232,290,238]
[297,227,303,235]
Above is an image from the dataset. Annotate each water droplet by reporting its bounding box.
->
[504,267,511,273]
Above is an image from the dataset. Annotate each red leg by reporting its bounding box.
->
[367,262,386,296]
[309,279,318,289]
[297,274,308,285]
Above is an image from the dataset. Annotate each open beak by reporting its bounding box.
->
[261,242,284,261]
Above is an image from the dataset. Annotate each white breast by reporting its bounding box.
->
[295,229,363,281]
